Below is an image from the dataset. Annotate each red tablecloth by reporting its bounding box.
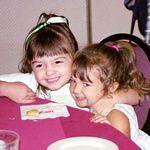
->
[0,97,140,150]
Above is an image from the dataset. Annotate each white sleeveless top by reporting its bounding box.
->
[113,104,150,150]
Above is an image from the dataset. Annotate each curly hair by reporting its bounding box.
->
[72,41,150,97]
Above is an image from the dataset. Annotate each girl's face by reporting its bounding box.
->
[70,67,105,108]
[31,54,72,90]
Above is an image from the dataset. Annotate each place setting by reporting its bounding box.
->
[47,136,119,150]
[0,97,141,150]
[20,102,70,120]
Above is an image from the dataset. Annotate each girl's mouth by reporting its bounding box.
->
[75,96,85,102]
[47,77,60,83]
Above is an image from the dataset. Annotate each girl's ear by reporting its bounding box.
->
[109,82,119,93]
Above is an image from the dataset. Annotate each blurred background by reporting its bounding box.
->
[0,0,143,74]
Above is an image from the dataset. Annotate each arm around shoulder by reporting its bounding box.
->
[90,88,141,116]
[0,81,10,97]
[0,81,36,103]
[114,89,142,105]
[0,72,38,92]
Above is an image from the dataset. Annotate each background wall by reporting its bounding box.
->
[0,0,143,74]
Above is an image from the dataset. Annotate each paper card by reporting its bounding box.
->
[20,103,70,120]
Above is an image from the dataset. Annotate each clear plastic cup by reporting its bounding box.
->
[0,130,20,150]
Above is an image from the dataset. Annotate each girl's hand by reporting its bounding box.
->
[90,96,117,116]
[90,88,141,116]
[90,114,111,125]
[0,81,36,103]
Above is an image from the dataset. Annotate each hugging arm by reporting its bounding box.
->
[90,89,141,116]
[0,81,36,103]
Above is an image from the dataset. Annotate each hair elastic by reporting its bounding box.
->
[112,45,119,52]
[25,16,68,42]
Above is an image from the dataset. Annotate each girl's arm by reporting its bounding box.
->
[107,109,130,137]
[0,81,36,103]
[90,109,130,137]
[90,89,142,116]
[115,89,144,105]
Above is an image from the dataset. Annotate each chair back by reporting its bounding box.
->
[99,33,150,129]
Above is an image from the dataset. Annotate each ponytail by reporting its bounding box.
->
[116,41,150,96]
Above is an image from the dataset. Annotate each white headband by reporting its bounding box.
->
[25,16,68,42]
[47,16,68,24]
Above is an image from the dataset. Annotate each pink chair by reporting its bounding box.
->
[99,33,150,130]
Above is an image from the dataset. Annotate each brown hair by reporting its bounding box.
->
[72,41,150,96]
[19,12,78,73]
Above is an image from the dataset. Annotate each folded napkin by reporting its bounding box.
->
[20,103,70,120]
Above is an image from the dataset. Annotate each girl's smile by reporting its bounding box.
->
[70,67,105,108]
[31,54,72,90]
[46,76,61,83]
[74,96,86,101]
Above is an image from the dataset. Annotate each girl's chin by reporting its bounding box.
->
[46,84,63,91]
[76,102,87,108]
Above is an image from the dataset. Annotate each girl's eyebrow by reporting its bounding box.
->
[31,55,68,64]
[54,56,67,60]
[31,60,41,64]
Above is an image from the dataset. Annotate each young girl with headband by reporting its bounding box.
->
[0,12,79,107]
[70,41,150,149]
[0,12,141,114]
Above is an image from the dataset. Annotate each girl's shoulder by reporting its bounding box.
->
[112,104,136,119]
[107,104,131,136]
[107,107,130,125]
[0,72,38,92]
[0,72,34,81]
[108,104,136,126]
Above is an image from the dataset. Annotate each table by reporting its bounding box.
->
[0,97,140,150]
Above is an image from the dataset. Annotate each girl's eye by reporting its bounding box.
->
[35,64,43,68]
[55,60,64,64]
[83,82,91,87]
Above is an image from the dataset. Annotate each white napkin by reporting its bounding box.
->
[20,103,70,120]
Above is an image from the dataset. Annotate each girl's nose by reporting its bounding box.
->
[73,84,82,94]
[46,65,55,75]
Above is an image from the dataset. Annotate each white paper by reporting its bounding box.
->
[20,103,70,120]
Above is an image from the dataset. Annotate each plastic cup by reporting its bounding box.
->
[0,130,19,150]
